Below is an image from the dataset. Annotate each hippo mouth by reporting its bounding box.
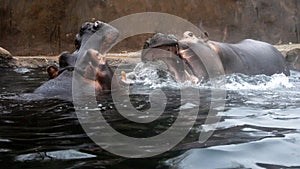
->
[141,44,198,83]
[142,33,202,83]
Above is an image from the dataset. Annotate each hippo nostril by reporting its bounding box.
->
[93,25,98,29]
[93,21,103,29]
[93,23,99,29]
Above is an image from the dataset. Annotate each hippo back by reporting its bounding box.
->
[34,70,73,101]
[215,39,290,76]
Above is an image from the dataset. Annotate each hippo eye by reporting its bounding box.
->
[83,23,91,29]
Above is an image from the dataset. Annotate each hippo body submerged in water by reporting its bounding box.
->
[142,31,290,83]
[34,21,119,101]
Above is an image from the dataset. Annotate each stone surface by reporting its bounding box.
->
[0,47,12,59]
[0,0,299,55]
[2,44,300,71]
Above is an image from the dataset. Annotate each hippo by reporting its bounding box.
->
[142,31,290,83]
[33,21,120,101]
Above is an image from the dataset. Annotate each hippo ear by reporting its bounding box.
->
[202,31,209,42]
[204,31,209,38]
[58,51,70,68]
[74,34,81,50]
[143,39,150,49]
[46,65,59,79]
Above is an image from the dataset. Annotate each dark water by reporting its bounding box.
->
[1,65,300,169]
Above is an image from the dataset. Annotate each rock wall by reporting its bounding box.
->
[0,0,299,55]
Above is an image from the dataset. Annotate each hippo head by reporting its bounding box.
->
[141,33,199,83]
[141,33,195,82]
[179,31,210,50]
[141,33,179,62]
[74,21,120,94]
[34,21,120,101]
[74,21,119,54]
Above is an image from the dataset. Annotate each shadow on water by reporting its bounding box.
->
[1,67,300,168]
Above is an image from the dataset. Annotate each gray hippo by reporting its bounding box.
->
[142,31,290,83]
[34,21,119,101]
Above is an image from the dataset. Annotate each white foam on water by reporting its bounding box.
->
[176,103,198,111]
[15,149,96,161]
[14,67,31,74]
[126,62,212,89]
[126,62,186,89]
[225,73,294,91]
[127,63,296,91]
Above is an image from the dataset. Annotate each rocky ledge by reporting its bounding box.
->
[1,45,300,71]
[0,47,15,68]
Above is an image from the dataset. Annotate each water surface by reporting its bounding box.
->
[1,65,300,169]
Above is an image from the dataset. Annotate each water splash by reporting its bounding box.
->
[126,63,296,91]
[126,62,178,88]
[14,68,31,74]
[225,73,294,90]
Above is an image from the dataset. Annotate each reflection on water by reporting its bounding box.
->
[0,66,300,169]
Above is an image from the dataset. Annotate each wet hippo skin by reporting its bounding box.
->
[142,31,290,82]
[34,21,119,101]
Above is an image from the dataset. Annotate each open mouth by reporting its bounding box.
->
[142,48,197,83]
